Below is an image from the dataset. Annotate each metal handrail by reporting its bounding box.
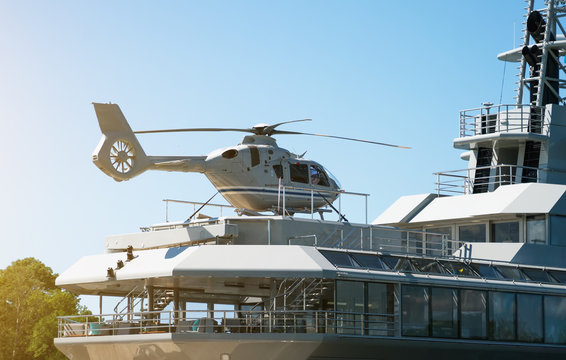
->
[434,164,541,195]
[459,104,545,137]
[57,309,399,338]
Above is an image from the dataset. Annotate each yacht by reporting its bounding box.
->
[55,1,566,359]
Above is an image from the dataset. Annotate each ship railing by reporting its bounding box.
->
[434,164,541,195]
[57,309,398,338]
[291,227,463,258]
[268,184,370,224]
[459,104,545,137]
[157,185,370,226]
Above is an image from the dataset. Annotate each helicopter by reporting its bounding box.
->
[92,103,409,215]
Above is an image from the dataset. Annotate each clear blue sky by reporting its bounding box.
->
[0,1,525,308]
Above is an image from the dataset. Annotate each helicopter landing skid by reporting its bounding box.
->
[268,207,333,220]
[236,207,333,220]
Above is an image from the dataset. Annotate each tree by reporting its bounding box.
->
[0,258,90,360]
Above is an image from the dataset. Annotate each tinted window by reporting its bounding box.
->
[527,216,545,244]
[431,287,458,338]
[492,222,519,243]
[380,256,400,270]
[319,250,359,268]
[350,253,386,270]
[395,258,417,272]
[489,292,516,341]
[411,258,444,274]
[336,281,364,335]
[460,289,487,339]
[458,224,486,242]
[548,270,566,283]
[439,261,477,277]
[402,285,430,337]
[290,163,309,184]
[496,266,526,281]
[470,263,502,280]
[522,268,553,283]
[367,283,395,336]
[517,294,543,343]
[544,296,566,344]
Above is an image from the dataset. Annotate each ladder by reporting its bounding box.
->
[516,0,562,107]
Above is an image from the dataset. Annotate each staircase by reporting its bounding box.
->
[522,141,541,182]
[113,286,175,321]
[473,147,493,194]
[272,278,331,311]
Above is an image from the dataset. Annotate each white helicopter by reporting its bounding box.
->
[92,103,408,215]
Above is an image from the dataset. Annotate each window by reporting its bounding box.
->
[491,222,519,243]
[319,250,359,268]
[460,289,487,339]
[527,215,545,244]
[411,258,444,274]
[470,263,502,280]
[336,281,364,335]
[489,292,515,341]
[522,268,553,283]
[495,266,526,281]
[402,285,430,336]
[517,294,543,343]
[431,287,458,338]
[439,261,477,277]
[549,270,566,283]
[350,253,386,271]
[367,283,395,336]
[380,256,400,270]
[544,296,566,344]
[289,163,309,184]
[458,224,486,242]
[309,165,330,186]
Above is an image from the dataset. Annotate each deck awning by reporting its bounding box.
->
[374,183,566,226]
[56,245,336,294]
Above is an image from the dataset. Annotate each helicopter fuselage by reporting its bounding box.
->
[203,135,341,212]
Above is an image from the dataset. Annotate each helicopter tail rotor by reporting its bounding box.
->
[92,103,151,181]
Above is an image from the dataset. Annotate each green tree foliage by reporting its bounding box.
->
[0,258,90,360]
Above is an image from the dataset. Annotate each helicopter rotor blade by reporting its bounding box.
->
[134,127,253,134]
[272,130,411,149]
[262,119,312,135]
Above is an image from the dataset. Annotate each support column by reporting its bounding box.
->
[173,289,180,323]
[180,300,186,320]
[99,295,103,322]
[207,303,214,319]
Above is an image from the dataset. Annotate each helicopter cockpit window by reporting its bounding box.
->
[273,165,283,179]
[290,163,309,184]
[310,165,330,186]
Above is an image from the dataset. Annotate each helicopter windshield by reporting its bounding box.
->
[323,166,341,189]
[310,164,330,186]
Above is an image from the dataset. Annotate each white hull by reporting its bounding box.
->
[55,333,566,360]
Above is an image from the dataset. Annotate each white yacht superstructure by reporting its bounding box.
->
[55,1,566,359]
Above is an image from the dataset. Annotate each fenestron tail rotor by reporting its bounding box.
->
[92,103,151,181]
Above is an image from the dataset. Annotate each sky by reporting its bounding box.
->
[0,0,527,310]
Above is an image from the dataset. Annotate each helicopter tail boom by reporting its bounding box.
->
[92,103,207,181]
